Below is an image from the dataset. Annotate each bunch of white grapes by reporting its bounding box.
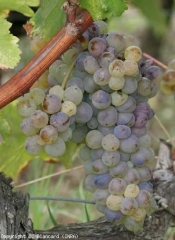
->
[17,21,162,231]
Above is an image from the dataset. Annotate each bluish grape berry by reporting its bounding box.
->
[116,96,136,113]
[124,168,140,184]
[108,178,127,195]
[102,150,120,167]
[130,147,151,166]
[91,148,104,160]
[75,102,93,123]
[97,106,118,127]
[50,112,70,132]
[94,188,110,205]
[88,37,107,57]
[104,208,124,223]
[119,134,139,153]
[113,125,131,139]
[92,90,112,109]
[94,173,112,188]
[98,125,115,136]
[84,175,97,192]
[92,159,109,174]
[138,182,153,193]
[109,161,129,178]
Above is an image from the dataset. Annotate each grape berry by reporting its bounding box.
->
[160,59,175,94]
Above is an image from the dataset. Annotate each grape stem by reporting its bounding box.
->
[30,196,95,205]
[0,7,93,109]
[61,60,75,89]
[143,53,168,70]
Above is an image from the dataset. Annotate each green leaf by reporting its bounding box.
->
[132,0,167,35]
[0,18,21,69]
[46,202,58,227]
[0,102,34,180]
[0,10,9,18]
[79,0,128,20]
[0,116,11,144]
[0,0,40,17]
[0,102,78,180]
[30,0,66,40]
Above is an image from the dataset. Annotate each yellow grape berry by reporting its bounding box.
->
[123,60,138,76]
[109,60,125,78]
[106,195,123,211]
[124,184,140,198]
[162,69,175,86]
[131,207,146,222]
[124,217,144,232]
[49,85,64,100]
[111,91,128,107]
[124,46,142,63]
[160,81,175,95]
[61,101,77,117]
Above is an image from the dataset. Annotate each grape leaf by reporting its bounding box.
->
[0,18,21,69]
[0,0,40,69]
[0,0,40,17]
[132,0,166,35]
[0,10,9,18]
[30,0,128,40]
[0,102,78,180]
[79,0,128,20]
[0,117,11,144]
[30,0,66,40]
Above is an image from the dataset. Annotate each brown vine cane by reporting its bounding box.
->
[0,6,93,109]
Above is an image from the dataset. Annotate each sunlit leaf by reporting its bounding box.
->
[79,0,128,20]
[0,116,11,144]
[0,9,9,18]
[0,0,40,17]
[0,18,21,69]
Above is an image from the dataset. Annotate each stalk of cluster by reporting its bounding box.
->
[17,20,161,232]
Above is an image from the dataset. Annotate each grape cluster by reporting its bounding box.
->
[160,59,175,95]
[17,21,160,231]
[17,46,81,157]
